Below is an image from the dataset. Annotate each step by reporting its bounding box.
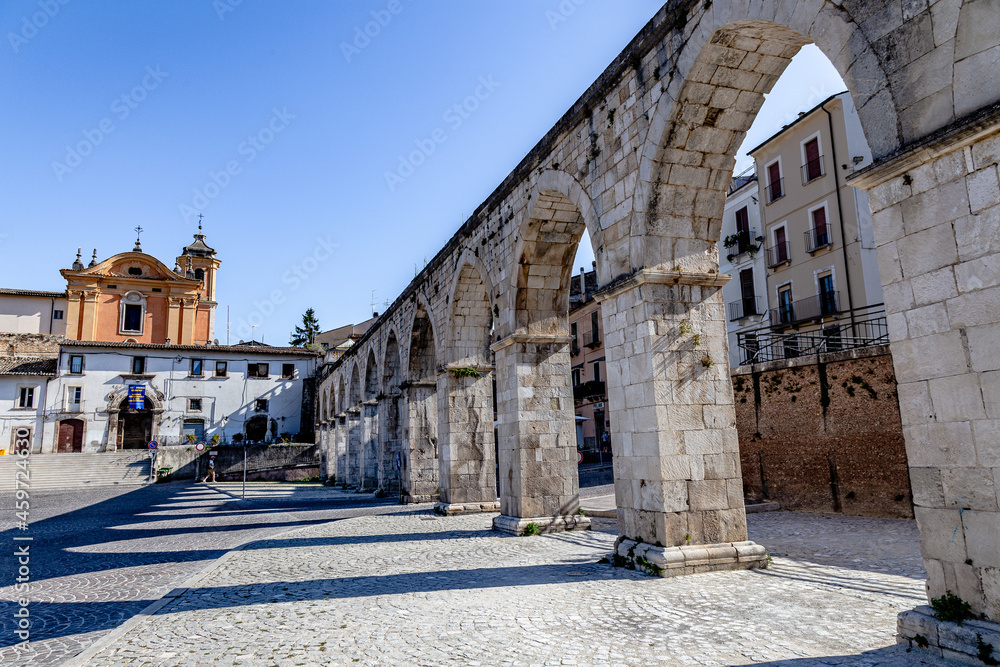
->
[0,453,153,492]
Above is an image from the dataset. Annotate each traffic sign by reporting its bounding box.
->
[148,441,158,450]
[195,442,205,451]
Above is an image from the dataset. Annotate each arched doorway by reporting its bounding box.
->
[117,406,152,449]
[57,419,85,453]
[245,415,268,442]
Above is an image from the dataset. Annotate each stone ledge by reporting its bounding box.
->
[898,606,1000,666]
[744,501,781,513]
[614,539,769,577]
[403,493,438,504]
[595,268,731,302]
[492,514,591,535]
[434,501,501,516]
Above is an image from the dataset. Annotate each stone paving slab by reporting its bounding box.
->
[78,510,954,666]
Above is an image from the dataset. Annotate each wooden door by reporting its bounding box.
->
[57,420,84,453]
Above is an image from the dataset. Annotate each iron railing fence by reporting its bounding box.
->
[736,312,888,365]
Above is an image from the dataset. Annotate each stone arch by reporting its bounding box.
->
[349,362,361,408]
[337,375,346,414]
[106,387,165,451]
[447,252,494,367]
[320,388,329,422]
[408,297,438,382]
[364,348,379,400]
[512,171,601,335]
[403,297,439,501]
[382,328,402,392]
[379,328,403,495]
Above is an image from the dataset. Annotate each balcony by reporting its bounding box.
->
[801,155,826,184]
[765,241,791,268]
[570,339,580,356]
[728,296,760,321]
[573,380,606,402]
[723,229,763,263]
[804,227,833,253]
[765,177,784,204]
[769,291,841,327]
[582,329,602,349]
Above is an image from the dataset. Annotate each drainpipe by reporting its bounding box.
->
[49,296,55,334]
[821,100,856,336]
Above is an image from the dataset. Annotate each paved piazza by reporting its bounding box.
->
[0,482,400,666]
[68,503,951,666]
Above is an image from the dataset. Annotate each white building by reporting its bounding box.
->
[0,289,68,336]
[720,171,769,367]
[41,341,319,453]
[0,356,56,454]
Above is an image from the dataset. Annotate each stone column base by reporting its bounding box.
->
[614,538,768,577]
[898,606,1000,665]
[492,514,591,535]
[403,493,438,504]
[434,501,501,515]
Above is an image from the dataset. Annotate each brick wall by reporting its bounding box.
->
[733,345,912,518]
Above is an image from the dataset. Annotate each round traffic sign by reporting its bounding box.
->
[148,441,158,450]
[195,442,205,451]
[577,450,583,464]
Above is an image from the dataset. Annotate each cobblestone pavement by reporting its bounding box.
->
[78,510,952,667]
[0,481,399,666]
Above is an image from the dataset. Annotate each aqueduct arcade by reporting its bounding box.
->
[317,0,1000,625]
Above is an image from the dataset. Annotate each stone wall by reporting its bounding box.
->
[734,345,912,518]
[156,443,319,481]
[0,332,62,357]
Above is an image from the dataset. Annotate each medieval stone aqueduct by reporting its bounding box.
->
[316,0,1000,622]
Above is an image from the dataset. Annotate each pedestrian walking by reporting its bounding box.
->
[204,455,216,483]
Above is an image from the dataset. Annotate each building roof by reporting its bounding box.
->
[315,316,378,349]
[0,288,67,298]
[61,339,320,357]
[746,91,849,157]
[0,356,58,376]
[181,226,217,258]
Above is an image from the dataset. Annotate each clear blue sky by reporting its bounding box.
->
[0,1,844,344]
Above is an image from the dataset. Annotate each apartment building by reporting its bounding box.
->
[723,92,886,366]
[568,264,609,461]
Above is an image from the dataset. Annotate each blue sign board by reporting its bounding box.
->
[128,384,146,410]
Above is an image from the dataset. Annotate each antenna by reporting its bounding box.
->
[370,290,377,315]
[226,306,230,346]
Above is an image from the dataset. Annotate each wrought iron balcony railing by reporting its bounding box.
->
[769,291,841,327]
[728,297,760,321]
[801,155,826,183]
[804,227,833,253]
[765,241,791,268]
[765,177,784,203]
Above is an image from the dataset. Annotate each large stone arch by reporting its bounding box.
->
[345,362,363,487]
[360,348,380,490]
[436,254,500,513]
[403,297,440,502]
[379,329,403,495]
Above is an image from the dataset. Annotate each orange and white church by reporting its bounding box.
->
[60,227,220,345]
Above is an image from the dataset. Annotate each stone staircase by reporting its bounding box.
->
[0,452,153,492]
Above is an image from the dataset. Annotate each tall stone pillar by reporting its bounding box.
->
[401,381,438,503]
[346,407,361,488]
[434,366,500,515]
[361,400,379,491]
[335,415,347,486]
[850,119,1000,633]
[490,334,589,534]
[597,270,766,575]
[378,391,402,497]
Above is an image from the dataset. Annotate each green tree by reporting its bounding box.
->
[290,308,321,347]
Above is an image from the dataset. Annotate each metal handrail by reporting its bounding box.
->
[804,227,833,253]
[737,313,888,365]
[765,177,784,203]
[765,241,791,268]
[801,155,826,183]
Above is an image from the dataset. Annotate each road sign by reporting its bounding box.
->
[577,450,583,464]
[148,441,158,450]
[195,442,205,451]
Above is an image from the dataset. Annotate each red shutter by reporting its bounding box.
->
[775,227,787,262]
[768,162,782,199]
[735,207,749,235]
[812,207,828,236]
